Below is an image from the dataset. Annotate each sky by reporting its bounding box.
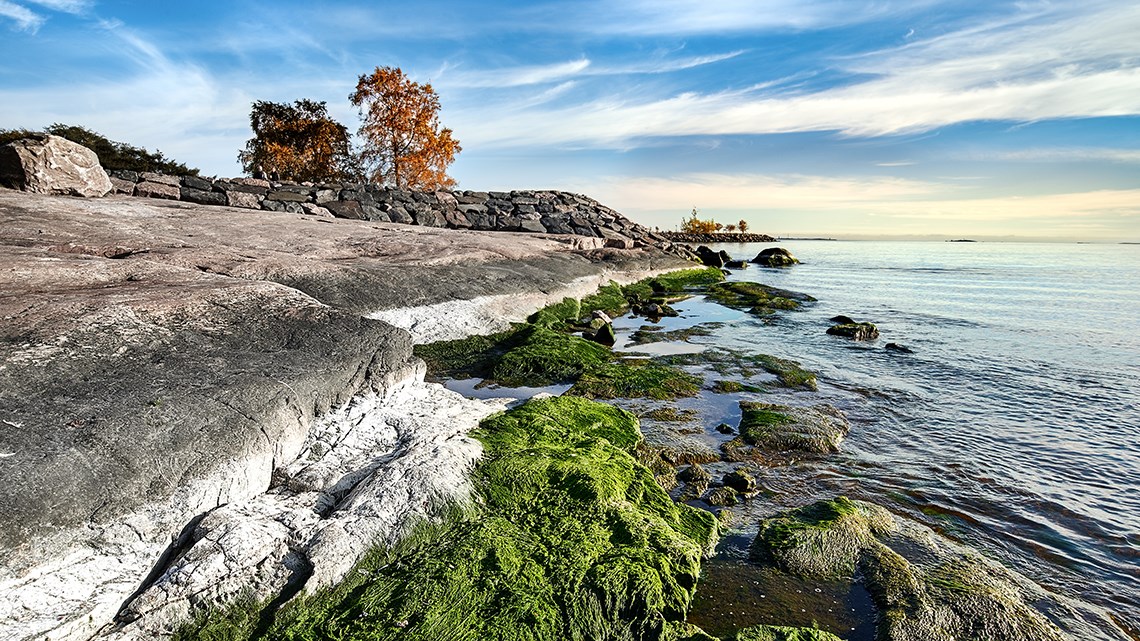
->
[1,1,1138,241]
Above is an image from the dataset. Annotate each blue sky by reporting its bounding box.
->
[2,1,1138,241]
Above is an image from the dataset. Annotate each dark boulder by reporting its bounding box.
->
[695,245,725,268]
[827,322,879,341]
[724,259,748,269]
[829,315,856,324]
[723,468,757,493]
[752,247,799,267]
[885,342,913,353]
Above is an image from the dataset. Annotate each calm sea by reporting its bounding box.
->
[687,240,1140,634]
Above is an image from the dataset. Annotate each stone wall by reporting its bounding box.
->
[107,170,675,252]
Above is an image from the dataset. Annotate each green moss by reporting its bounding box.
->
[649,267,726,292]
[736,403,796,444]
[734,625,843,641]
[705,282,815,316]
[722,402,848,458]
[758,497,861,550]
[182,397,719,641]
[527,297,583,329]
[640,407,700,422]
[629,323,721,346]
[710,380,765,394]
[657,349,816,390]
[580,281,631,318]
[413,326,522,380]
[492,325,612,387]
[569,362,702,400]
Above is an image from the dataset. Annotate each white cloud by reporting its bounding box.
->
[26,0,89,12]
[970,148,1140,163]
[444,50,745,89]
[454,3,1140,147]
[0,1,43,30]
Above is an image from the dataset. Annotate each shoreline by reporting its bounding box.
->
[0,188,689,640]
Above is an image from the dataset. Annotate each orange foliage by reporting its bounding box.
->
[680,208,721,234]
[350,66,461,190]
[738,219,749,233]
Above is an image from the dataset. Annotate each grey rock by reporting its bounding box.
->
[140,172,180,186]
[225,190,262,209]
[0,134,113,197]
[519,218,547,233]
[180,187,227,206]
[324,200,365,220]
[109,176,136,194]
[722,401,849,460]
[180,175,213,192]
[752,246,799,267]
[135,181,181,200]
[266,190,310,202]
[827,322,879,341]
[262,199,305,214]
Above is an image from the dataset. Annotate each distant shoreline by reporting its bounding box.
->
[659,231,776,243]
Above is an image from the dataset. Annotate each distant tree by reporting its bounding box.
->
[738,219,749,233]
[726,224,737,233]
[350,66,461,190]
[0,124,199,175]
[680,207,720,234]
[238,99,353,182]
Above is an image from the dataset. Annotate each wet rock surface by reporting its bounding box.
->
[747,497,1118,641]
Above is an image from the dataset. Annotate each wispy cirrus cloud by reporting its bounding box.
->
[0,0,89,31]
[444,50,745,88]
[455,2,1140,147]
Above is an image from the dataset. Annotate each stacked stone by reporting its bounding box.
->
[106,171,681,252]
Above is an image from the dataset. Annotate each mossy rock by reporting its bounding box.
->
[413,325,522,380]
[659,349,816,391]
[750,497,895,579]
[648,267,726,293]
[569,362,702,400]
[706,281,815,316]
[734,625,844,641]
[748,497,1074,641]
[722,402,849,459]
[580,281,631,318]
[492,325,612,387]
[826,322,879,341]
[723,468,757,493]
[204,396,721,641]
[629,323,720,346]
[528,296,582,329]
[704,486,740,507]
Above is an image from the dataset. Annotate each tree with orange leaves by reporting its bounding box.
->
[350,66,461,190]
[238,99,353,182]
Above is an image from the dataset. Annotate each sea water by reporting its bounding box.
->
[678,240,1140,635]
[447,240,1140,635]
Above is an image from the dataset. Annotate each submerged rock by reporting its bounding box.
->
[828,315,856,324]
[734,625,844,641]
[751,247,800,267]
[586,321,617,346]
[706,281,816,316]
[748,497,1120,641]
[723,468,758,493]
[827,322,879,341]
[885,342,913,353]
[722,401,849,460]
[705,486,740,507]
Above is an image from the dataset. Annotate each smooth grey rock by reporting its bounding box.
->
[225,190,262,209]
[135,180,180,200]
[752,246,799,267]
[180,187,226,206]
[324,200,365,220]
[180,175,213,192]
[0,134,113,197]
[139,172,180,186]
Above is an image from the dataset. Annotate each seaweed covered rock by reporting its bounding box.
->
[528,296,582,329]
[569,361,702,400]
[750,497,895,578]
[747,497,1099,641]
[189,397,721,641]
[722,402,849,460]
[751,247,799,267]
[706,281,815,316]
[492,325,612,386]
[723,468,758,493]
[826,322,879,341]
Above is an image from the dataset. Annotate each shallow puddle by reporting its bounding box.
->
[687,535,877,640]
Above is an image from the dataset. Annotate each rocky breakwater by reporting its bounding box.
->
[106,169,683,254]
[0,183,690,640]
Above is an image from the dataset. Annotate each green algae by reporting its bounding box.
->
[705,282,815,316]
[710,380,766,394]
[413,326,522,380]
[734,626,843,641]
[629,323,721,346]
[492,325,612,387]
[649,267,727,293]
[528,296,583,329]
[569,361,702,400]
[640,407,701,422]
[657,349,816,391]
[723,402,849,459]
[179,396,721,641]
[580,281,631,318]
